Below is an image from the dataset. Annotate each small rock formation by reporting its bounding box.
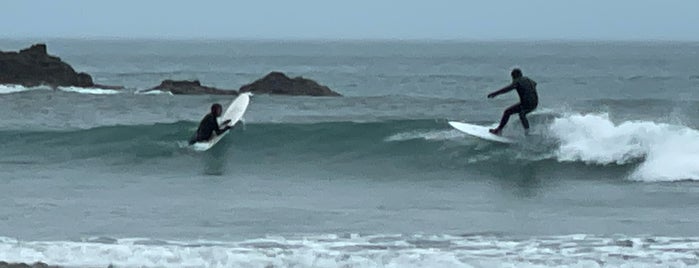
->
[0,43,120,89]
[239,72,341,96]
[147,80,238,95]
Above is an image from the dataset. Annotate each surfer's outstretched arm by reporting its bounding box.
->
[487,83,515,98]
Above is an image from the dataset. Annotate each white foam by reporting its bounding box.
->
[0,85,122,95]
[549,113,699,181]
[135,89,174,95]
[59,86,121,95]
[0,84,51,94]
[0,234,697,267]
[631,127,699,182]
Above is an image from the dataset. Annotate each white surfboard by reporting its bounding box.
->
[448,121,514,144]
[192,92,252,151]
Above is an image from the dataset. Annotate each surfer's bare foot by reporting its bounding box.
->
[489,128,501,135]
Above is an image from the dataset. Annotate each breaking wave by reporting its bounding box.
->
[1,234,698,268]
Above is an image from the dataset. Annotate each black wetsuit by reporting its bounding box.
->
[189,113,227,144]
[495,76,538,130]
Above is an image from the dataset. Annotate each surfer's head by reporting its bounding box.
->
[511,68,523,79]
[211,103,223,117]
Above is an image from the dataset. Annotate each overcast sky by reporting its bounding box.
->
[2,0,698,40]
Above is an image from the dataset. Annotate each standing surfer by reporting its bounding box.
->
[487,68,539,135]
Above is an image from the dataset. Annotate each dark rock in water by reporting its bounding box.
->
[0,261,59,268]
[147,80,238,95]
[239,72,341,96]
[0,43,120,89]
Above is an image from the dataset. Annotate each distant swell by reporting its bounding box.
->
[115,70,188,77]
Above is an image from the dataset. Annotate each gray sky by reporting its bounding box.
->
[2,0,698,40]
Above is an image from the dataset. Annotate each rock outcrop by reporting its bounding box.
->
[147,80,238,95]
[0,43,120,89]
[239,72,341,96]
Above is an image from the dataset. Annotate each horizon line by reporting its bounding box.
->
[2,36,699,43]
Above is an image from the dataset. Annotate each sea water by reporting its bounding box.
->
[0,39,698,267]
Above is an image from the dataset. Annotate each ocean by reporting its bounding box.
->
[0,39,698,267]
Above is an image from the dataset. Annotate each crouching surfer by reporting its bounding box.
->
[189,103,232,145]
